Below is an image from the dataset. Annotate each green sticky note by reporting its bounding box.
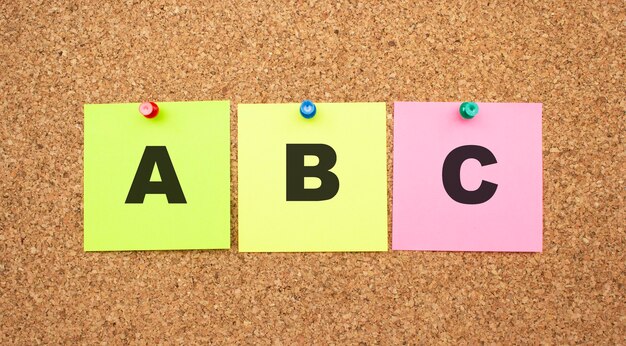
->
[238,103,388,252]
[84,101,231,251]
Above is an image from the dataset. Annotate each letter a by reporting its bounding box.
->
[125,146,187,204]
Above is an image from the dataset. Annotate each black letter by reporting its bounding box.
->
[442,145,497,204]
[125,146,187,203]
[286,144,339,201]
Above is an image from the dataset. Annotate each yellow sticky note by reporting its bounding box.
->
[84,101,231,251]
[238,103,388,252]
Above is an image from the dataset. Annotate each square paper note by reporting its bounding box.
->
[84,101,231,251]
[238,103,388,252]
[392,102,542,252]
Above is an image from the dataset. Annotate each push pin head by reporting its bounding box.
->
[459,102,479,119]
[139,102,159,119]
[299,100,316,119]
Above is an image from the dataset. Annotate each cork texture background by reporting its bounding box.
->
[1,0,624,344]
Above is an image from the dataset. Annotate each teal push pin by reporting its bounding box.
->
[459,102,479,119]
[300,100,316,119]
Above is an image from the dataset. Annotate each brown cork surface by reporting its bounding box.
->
[1,1,624,344]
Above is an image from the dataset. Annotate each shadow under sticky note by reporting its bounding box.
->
[392,102,543,252]
[237,103,388,252]
[84,101,231,251]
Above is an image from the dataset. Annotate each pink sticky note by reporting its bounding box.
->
[392,102,542,252]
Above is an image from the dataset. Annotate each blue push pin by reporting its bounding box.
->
[300,100,316,119]
[459,102,479,119]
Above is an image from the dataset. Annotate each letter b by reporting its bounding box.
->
[286,144,339,201]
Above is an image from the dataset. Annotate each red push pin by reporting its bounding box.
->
[139,101,159,119]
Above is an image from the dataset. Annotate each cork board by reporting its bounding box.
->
[1,1,624,344]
